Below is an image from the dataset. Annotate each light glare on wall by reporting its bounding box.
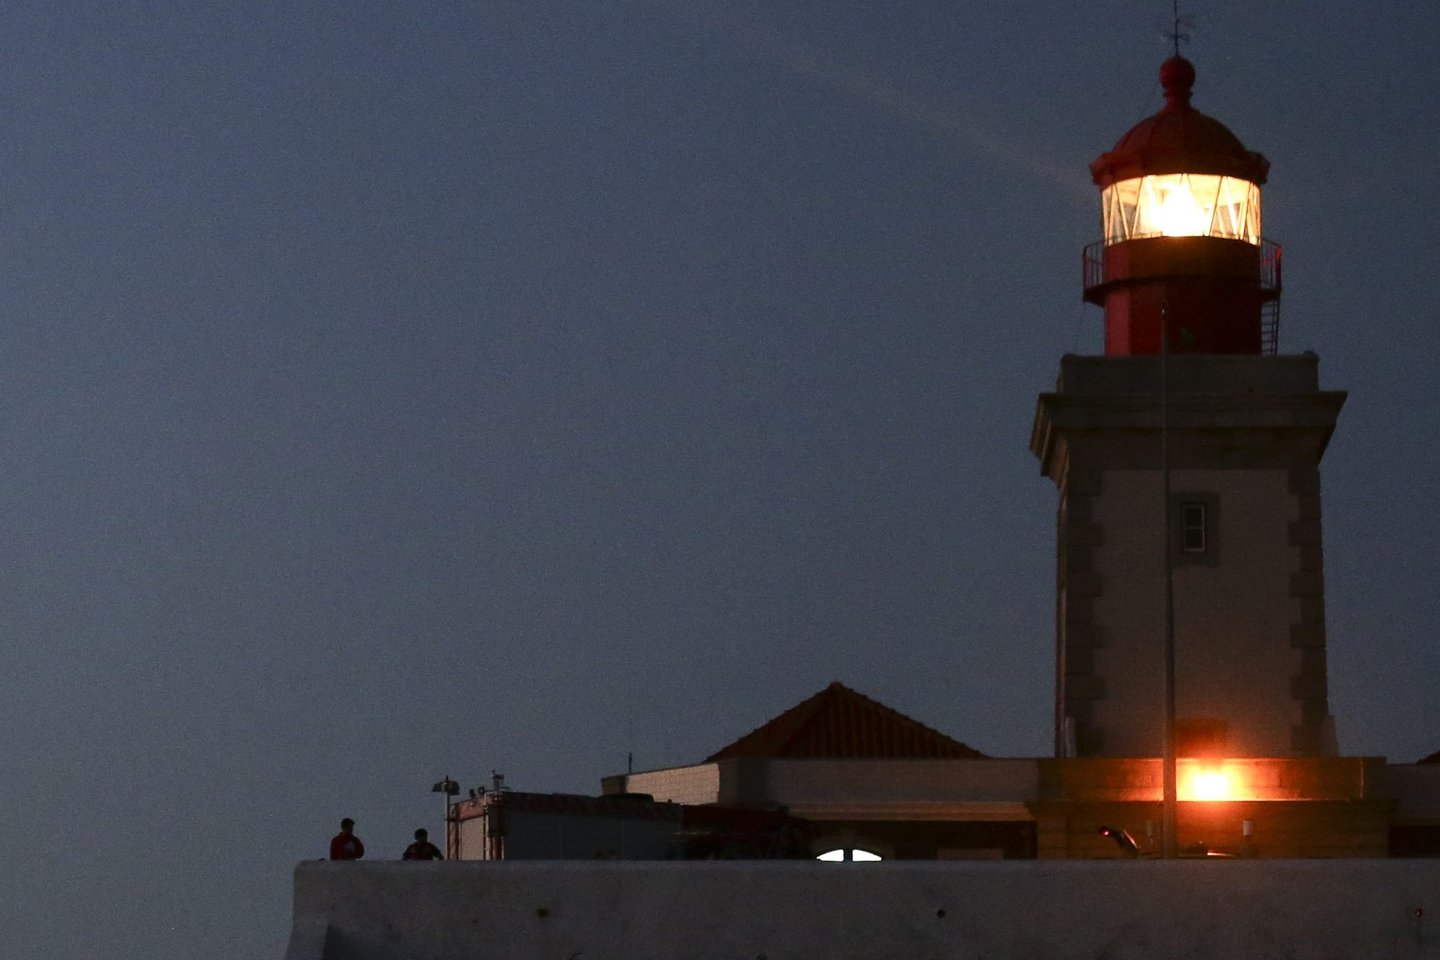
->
[1182,767,1234,802]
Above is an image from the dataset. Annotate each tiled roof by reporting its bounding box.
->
[705,681,987,761]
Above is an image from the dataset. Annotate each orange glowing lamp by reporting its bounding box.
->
[1183,768,1234,801]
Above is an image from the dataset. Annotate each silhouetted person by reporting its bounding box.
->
[330,818,365,860]
[402,828,444,861]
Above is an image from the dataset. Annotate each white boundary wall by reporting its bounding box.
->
[286,859,1440,960]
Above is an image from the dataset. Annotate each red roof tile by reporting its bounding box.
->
[705,681,987,761]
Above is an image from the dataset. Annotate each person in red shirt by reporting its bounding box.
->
[402,828,444,861]
[329,818,365,860]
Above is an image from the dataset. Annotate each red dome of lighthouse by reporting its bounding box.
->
[1081,56,1282,356]
[1090,56,1269,186]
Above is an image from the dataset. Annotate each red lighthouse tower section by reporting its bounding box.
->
[1085,56,1280,355]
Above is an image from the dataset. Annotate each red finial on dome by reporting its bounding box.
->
[1159,55,1196,110]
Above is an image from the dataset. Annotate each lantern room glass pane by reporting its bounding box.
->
[1101,174,1261,245]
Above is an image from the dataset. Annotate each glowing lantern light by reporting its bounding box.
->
[1102,173,1261,245]
[1154,176,1206,237]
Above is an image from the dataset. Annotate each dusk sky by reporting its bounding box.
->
[3,3,1438,958]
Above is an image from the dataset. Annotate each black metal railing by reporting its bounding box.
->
[1082,240,1105,290]
[1258,238,1282,294]
[1082,237,1282,292]
[1080,237,1283,354]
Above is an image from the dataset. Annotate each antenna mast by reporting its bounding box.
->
[1167,3,1195,57]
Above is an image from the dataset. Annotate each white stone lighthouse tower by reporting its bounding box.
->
[1031,56,1346,761]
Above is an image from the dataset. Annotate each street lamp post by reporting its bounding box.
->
[431,776,460,858]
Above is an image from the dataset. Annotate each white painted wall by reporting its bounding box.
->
[285,859,1440,960]
[761,759,1037,803]
[624,763,720,804]
[762,758,1036,820]
[620,759,1037,821]
[456,808,680,860]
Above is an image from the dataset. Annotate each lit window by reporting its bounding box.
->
[1102,174,1261,245]
[816,848,882,862]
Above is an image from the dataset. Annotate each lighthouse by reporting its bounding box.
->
[1031,57,1347,762]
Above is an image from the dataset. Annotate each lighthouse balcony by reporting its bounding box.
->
[1083,237,1283,355]
[1083,236,1281,297]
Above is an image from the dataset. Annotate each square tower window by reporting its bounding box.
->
[1180,502,1207,553]
[1172,492,1218,566]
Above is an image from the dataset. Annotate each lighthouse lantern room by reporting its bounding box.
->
[1083,56,1280,356]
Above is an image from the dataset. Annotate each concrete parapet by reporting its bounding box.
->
[286,858,1440,960]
